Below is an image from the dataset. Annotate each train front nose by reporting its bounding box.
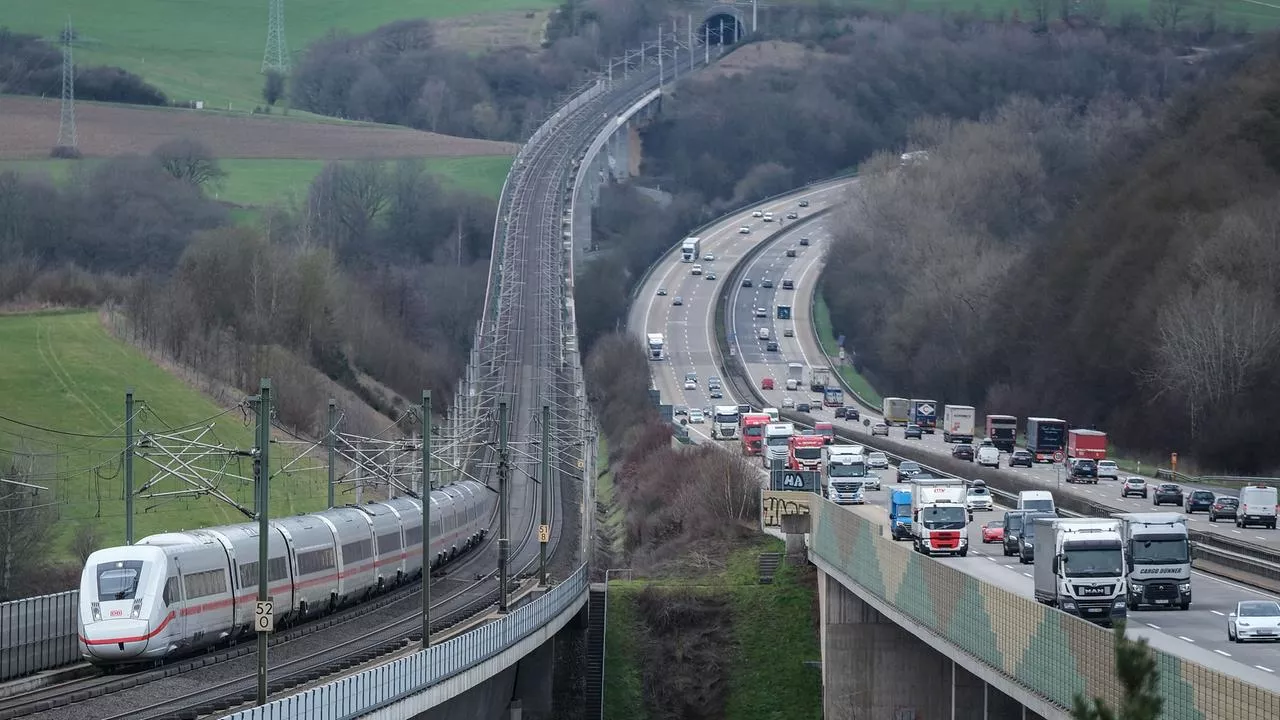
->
[80,619,157,662]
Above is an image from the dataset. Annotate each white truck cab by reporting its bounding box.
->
[762,422,795,468]
[1032,518,1127,626]
[1018,490,1055,515]
[763,407,780,422]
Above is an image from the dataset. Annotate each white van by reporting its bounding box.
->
[786,378,799,391]
[1018,490,1055,515]
[976,445,1000,467]
[758,327,770,341]
[1238,485,1278,529]
[763,407,780,422]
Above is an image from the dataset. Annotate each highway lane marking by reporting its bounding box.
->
[1146,622,1162,629]
[1258,665,1275,673]
[1021,572,1032,578]
[1214,649,1232,657]
[1211,610,1225,616]
[1178,635,1195,643]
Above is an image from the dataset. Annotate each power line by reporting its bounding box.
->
[262,0,290,73]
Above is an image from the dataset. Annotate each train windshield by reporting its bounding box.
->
[97,560,145,601]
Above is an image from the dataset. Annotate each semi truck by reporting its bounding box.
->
[942,405,975,443]
[1068,429,1108,460]
[1025,417,1068,462]
[788,435,826,471]
[809,367,832,392]
[882,397,910,426]
[711,405,741,441]
[889,486,914,540]
[1032,518,1127,626]
[680,237,701,262]
[984,415,1018,452]
[909,399,938,433]
[823,387,845,407]
[763,423,795,468]
[826,455,868,504]
[646,333,665,360]
[911,479,969,556]
[740,413,771,455]
[1113,513,1191,610]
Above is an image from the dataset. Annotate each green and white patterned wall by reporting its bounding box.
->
[809,499,1280,719]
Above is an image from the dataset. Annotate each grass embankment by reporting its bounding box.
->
[812,292,883,407]
[0,155,514,205]
[602,540,823,720]
[5,0,560,109]
[0,310,328,559]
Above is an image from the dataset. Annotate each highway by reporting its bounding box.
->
[628,180,1280,692]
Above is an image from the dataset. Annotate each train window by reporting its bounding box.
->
[97,560,145,601]
[239,562,258,588]
[405,525,422,547]
[162,576,180,606]
[297,548,335,574]
[377,532,401,554]
[182,569,227,599]
[269,556,289,581]
[342,539,373,563]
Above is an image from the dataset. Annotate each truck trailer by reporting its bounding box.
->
[787,363,804,391]
[882,397,910,426]
[909,399,938,433]
[985,415,1018,452]
[1025,417,1068,462]
[1068,429,1108,460]
[1113,513,1191,610]
[646,333,665,360]
[1032,518,1127,626]
[809,367,832,392]
[911,479,969,556]
[942,405,975,443]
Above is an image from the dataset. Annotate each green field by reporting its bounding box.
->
[0,310,329,559]
[0,155,514,204]
[6,0,559,110]
[603,540,824,720]
[813,293,883,407]
[805,0,1280,28]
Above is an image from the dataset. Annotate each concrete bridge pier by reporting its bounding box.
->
[818,570,1052,720]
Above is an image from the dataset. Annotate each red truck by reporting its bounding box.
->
[1068,429,1107,460]
[788,435,826,471]
[740,413,771,455]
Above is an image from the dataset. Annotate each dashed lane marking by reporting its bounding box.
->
[1146,623,1161,629]
[1214,649,1232,657]
[1178,636,1195,643]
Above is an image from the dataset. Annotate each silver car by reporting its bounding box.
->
[862,473,882,491]
[1228,600,1280,643]
[866,451,889,469]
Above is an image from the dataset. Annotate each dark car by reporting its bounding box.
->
[799,237,810,245]
[951,444,975,461]
[737,404,752,414]
[1210,496,1239,523]
[904,424,923,440]
[834,407,859,421]
[798,200,810,208]
[761,279,774,288]
[1009,449,1034,468]
[1069,458,1098,484]
[1153,483,1184,507]
[766,341,779,352]
[796,402,811,413]
[742,278,753,288]
[1002,510,1053,559]
[1185,489,1216,514]
[710,388,723,399]
[785,248,797,258]
[897,461,922,483]
[786,211,799,219]
[834,407,848,418]
[1011,511,1056,564]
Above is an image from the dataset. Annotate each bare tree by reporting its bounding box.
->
[152,137,226,189]
[1026,0,1054,29]
[71,523,99,565]
[0,460,57,600]
[1150,0,1189,30]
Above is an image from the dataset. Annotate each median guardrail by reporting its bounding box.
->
[703,204,1280,589]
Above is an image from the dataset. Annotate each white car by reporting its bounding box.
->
[752,210,763,218]
[739,226,751,234]
[976,445,1000,467]
[688,409,705,424]
[755,307,768,318]
[966,486,994,512]
[703,253,715,261]
[866,451,889,469]
[1096,460,1119,480]
[763,212,774,222]
[684,380,696,390]
[862,473,882,491]
[782,397,795,408]
[1228,600,1280,643]
[691,264,703,275]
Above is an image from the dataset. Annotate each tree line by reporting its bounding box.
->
[0,140,497,439]
[822,37,1280,471]
[288,0,671,140]
[0,27,168,105]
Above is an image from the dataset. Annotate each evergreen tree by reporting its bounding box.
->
[1072,621,1164,720]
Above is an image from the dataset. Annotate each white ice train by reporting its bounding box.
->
[78,481,492,666]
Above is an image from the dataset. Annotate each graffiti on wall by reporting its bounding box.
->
[762,490,813,527]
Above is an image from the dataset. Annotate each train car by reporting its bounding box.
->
[78,480,491,667]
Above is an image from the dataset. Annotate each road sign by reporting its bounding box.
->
[255,600,274,633]
[1053,451,1065,463]
[577,459,584,469]
[771,469,819,492]
[1171,452,1178,471]
[538,524,551,543]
